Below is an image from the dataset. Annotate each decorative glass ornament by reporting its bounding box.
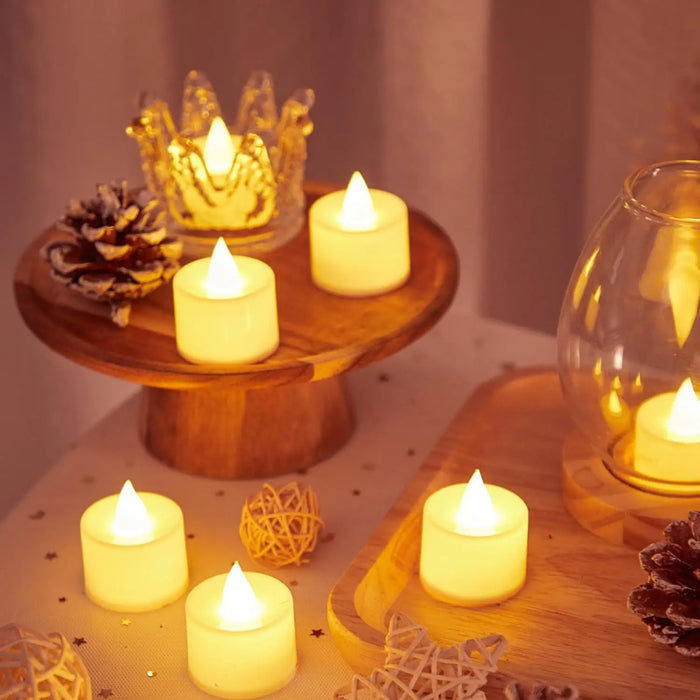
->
[558,160,700,496]
[127,70,314,257]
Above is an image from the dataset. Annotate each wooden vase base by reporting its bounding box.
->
[139,375,355,479]
[562,430,700,548]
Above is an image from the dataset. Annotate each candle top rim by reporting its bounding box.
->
[639,389,700,443]
[186,571,293,630]
[81,491,183,544]
[310,187,407,230]
[174,254,275,300]
[424,482,528,537]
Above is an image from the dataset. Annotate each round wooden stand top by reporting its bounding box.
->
[13,182,459,391]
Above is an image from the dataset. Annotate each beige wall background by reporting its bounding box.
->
[2,0,700,516]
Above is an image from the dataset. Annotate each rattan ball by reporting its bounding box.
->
[239,481,324,567]
[0,623,91,699]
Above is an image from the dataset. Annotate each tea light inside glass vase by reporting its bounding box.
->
[186,562,297,699]
[173,237,279,365]
[420,469,529,606]
[80,480,189,612]
[634,378,700,491]
[175,116,274,230]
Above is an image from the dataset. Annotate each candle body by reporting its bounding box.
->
[173,256,279,365]
[309,189,410,296]
[80,493,188,612]
[186,573,296,699]
[635,392,700,488]
[420,483,528,606]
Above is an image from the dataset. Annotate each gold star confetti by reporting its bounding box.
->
[44,552,58,561]
[146,669,157,678]
[121,618,131,626]
[29,509,45,520]
[310,628,325,638]
[97,690,113,698]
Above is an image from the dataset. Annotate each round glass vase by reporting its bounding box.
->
[558,160,700,496]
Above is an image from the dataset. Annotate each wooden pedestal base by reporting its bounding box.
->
[562,430,700,549]
[139,376,355,479]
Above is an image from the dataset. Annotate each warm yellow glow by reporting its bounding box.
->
[667,378,700,440]
[455,469,497,535]
[338,171,378,230]
[203,117,235,177]
[572,247,599,310]
[584,285,602,332]
[205,237,244,298]
[612,375,622,393]
[111,480,153,543]
[668,247,700,348]
[633,373,643,393]
[219,562,263,630]
[608,390,623,414]
[592,358,604,388]
[601,388,631,435]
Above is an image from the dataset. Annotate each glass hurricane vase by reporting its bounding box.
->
[558,160,700,495]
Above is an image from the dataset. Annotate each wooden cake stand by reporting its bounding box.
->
[14,182,459,479]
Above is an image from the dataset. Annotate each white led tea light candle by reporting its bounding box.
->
[186,562,296,699]
[309,171,410,296]
[173,237,279,365]
[80,480,188,612]
[634,378,700,490]
[420,469,529,606]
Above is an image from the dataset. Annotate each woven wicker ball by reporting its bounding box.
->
[239,482,324,567]
[0,623,91,699]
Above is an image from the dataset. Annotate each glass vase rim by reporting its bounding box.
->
[624,159,700,225]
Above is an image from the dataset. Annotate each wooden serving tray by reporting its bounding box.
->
[328,369,699,699]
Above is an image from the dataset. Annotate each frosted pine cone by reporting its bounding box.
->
[628,511,700,656]
[42,180,182,327]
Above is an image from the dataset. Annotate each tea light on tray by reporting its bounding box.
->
[186,562,297,699]
[419,469,528,606]
[80,480,188,612]
[173,237,279,364]
[309,171,410,296]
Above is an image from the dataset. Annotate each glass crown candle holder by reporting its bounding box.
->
[558,160,700,496]
[127,70,314,257]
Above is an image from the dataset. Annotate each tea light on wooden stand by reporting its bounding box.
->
[80,480,188,612]
[309,171,410,296]
[173,237,279,364]
[634,378,700,492]
[186,562,297,699]
[420,469,529,606]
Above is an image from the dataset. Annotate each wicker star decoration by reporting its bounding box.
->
[336,613,506,700]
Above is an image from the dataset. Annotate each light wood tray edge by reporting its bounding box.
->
[326,368,546,674]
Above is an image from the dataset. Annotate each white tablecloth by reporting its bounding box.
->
[0,312,554,699]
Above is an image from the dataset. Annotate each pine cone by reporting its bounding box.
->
[42,180,183,327]
[628,511,700,656]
